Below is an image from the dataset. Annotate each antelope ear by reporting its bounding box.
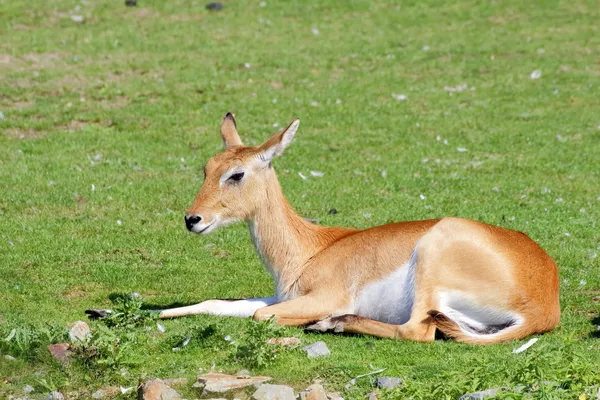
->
[220,112,243,148]
[257,118,300,163]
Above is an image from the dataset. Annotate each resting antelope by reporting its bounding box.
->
[103,114,561,344]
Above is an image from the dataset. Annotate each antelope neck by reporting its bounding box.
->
[248,176,321,299]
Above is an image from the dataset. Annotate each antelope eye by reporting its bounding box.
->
[228,172,245,182]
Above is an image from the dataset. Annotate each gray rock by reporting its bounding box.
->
[138,379,181,400]
[303,341,330,358]
[24,385,34,394]
[299,384,327,400]
[68,320,91,342]
[236,369,251,378]
[459,388,500,400]
[326,392,343,400]
[197,373,272,394]
[252,384,296,400]
[47,343,71,364]
[375,376,402,390]
[91,389,104,399]
[47,392,64,400]
[367,391,378,400]
[4,355,16,361]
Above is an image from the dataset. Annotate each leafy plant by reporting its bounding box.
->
[1,322,69,358]
[70,325,136,371]
[232,317,284,368]
[101,293,157,330]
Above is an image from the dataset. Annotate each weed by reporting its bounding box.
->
[1,323,69,358]
[232,317,284,368]
[101,293,157,330]
[70,325,136,372]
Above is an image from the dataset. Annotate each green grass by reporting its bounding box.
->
[1,0,599,398]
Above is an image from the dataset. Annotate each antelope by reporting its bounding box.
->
[102,113,561,344]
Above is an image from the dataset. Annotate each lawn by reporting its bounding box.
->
[1,0,599,398]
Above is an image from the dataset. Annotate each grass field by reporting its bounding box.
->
[1,0,600,398]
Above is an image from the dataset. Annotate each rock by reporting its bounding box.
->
[205,2,223,11]
[125,0,137,6]
[299,384,327,400]
[197,373,272,394]
[47,392,64,400]
[68,321,91,342]
[236,370,251,379]
[459,388,500,400]
[91,389,105,399]
[266,337,301,346]
[303,341,330,358]
[138,380,181,400]
[24,385,34,394]
[375,376,402,390]
[328,208,338,215]
[367,391,378,400]
[252,384,295,400]
[4,355,16,361]
[48,343,71,364]
[326,392,343,400]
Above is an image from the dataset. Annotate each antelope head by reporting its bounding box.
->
[184,113,300,234]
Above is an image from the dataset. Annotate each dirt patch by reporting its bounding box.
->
[98,95,129,109]
[10,101,35,109]
[62,290,89,299]
[170,13,205,22]
[63,120,113,131]
[2,128,44,139]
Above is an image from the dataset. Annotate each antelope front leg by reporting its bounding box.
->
[253,294,345,326]
[159,296,278,319]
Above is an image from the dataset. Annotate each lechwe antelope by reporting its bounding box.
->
[162,114,560,344]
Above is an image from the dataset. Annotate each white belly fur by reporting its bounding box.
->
[354,249,417,325]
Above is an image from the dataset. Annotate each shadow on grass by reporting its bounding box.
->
[590,314,600,339]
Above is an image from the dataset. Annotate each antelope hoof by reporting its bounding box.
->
[84,309,112,319]
[307,317,345,333]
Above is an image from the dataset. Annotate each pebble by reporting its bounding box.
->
[47,392,64,400]
[375,376,402,389]
[68,320,91,342]
[138,380,181,400]
[252,384,296,400]
[303,341,331,358]
[206,2,223,11]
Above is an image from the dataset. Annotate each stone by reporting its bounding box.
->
[375,376,402,390]
[91,389,105,399]
[252,384,295,400]
[68,321,91,342]
[4,355,16,361]
[24,385,34,394]
[138,379,181,400]
[459,388,501,400]
[326,392,343,400]
[48,343,71,364]
[205,2,223,11]
[299,384,327,400]
[125,0,137,6]
[303,341,330,358]
[266,337,301,346]
[367,391,378,400]
[236,370,251,379]
[47,392,65,400]
[197,373,272,394]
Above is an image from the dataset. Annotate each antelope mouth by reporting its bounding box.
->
[192,218,219,235]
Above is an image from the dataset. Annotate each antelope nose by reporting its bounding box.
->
[185,215,202,231]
